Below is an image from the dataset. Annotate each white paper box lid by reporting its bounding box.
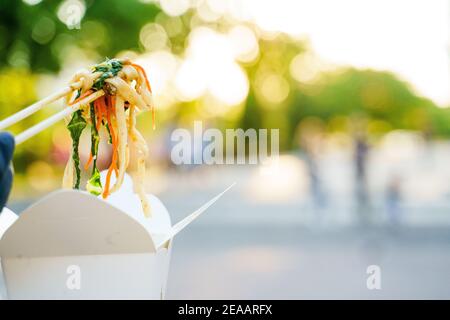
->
[0,190,163,257]
[0,177,235,258]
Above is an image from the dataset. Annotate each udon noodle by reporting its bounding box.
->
[62,58,154,217]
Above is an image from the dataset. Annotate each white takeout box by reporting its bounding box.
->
[0,174,233,300]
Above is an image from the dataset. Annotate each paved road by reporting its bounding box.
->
[166,225,450,299]
[157,163,450,299]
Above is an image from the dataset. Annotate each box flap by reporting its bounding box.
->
[0,173,232,258]
[154,183,235,249]
[0,190,159,258]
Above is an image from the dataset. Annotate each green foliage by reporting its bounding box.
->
[0,0,159,71]
[287,68,449,136]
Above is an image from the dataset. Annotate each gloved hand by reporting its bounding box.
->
[0,132,15,212]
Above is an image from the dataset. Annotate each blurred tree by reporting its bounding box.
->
[0,0,160,72]
[286,68,450,144]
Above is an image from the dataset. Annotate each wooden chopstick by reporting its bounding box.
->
[0,81,83,131]
[14,90,105,145]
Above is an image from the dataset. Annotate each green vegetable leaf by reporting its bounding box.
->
[67,109,86,189]
[105,123,113,144]
[86,167,102,196]
[92,58,123,91]
[86,102,103,195]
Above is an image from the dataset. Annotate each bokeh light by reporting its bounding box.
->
[159,0,190,17]
[174,26,250,106]
[140,23,170,52]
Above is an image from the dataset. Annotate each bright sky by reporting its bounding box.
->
[236,0,450,106]
[156,0,450,105]
[55,0,450,107]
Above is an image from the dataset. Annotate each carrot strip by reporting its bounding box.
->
[106,97,116,144]
[102,96,108,115]
[84,153,93,170]
[69,90,93,105]
[102,95,118,198]
[103,167,113,198]
[94,100,101,131]
[131,63,156,130]
[131,63,152,93]
[103,152,119,197]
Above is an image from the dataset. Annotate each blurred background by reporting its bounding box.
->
[1,0,450,298]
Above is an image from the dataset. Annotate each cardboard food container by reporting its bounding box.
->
[0,174,233,300]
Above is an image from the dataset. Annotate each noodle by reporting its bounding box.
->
[110,95,128,193]
[63,58,154,217]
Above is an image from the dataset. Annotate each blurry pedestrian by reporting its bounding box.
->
[352,117,371,224]
[296,119,327,218]
[385,174,402,227]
